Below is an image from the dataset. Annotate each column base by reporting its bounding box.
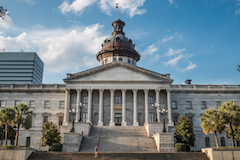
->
[63,121,69,126]
[168,121,174,127]
[121,122,127,126]
[98,121,103,126]
[109,121,115,126]
[133,122,139,126]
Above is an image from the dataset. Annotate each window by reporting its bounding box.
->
[83,96,88,103]
[15,100,21,106]
[148,96,153,104]
[132,60,134,65]
[216,101,221,107]
[221,137,225,146]
[113,57,117,61]
[116,96,121,104]
[59,116,63,126]
[149,113,154,122]
[60,101,65,108]
[43,116,48,123]
[205,137,210,147]
[30,101,35,108]
[0,100,5,107]
[119,58,123,61]
[172,101,177,109]
[201,101,207,109]
[172,113,179,125]
[44,101,50,108]
[83,112,88,122]
[128,59,131,64]
[26,137,31,147]
[105,59,108,64]
[188,117,193,127]
[237,141,240,146]
[186,101,192,109]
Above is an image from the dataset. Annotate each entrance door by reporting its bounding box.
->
[115,113,122,126]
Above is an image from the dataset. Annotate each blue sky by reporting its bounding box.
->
[0,0,240,85]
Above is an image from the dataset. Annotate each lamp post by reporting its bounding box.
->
[152,103,160,122]
[79,103,84,122]
[69,108,76,132]
[160,108,168,132]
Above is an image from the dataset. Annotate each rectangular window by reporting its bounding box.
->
[59,116,63,126]
[172,101,177,109]
[43,116,48,123]
[148,113,154,122]
[83,112,88,122]
[221,137,225,146]
[44,101,50,108]
[201,101,207,109]
[15,100,21,106]
[216,101,221,107]
[173,116,178,125]
[148,96,153,104]
[30,101,35,108]
[237,141,240,146]
[83,96,88,104]
[0,100,5,107]
[188,117,193,127]
[60,101,65,108]
[116,96,121,104]
[205,137,210,147]
[26,137,31,147]
[186,101,192,109]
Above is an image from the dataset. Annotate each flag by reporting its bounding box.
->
[116,3,119,9]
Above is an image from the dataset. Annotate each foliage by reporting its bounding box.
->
[218,101,240,147]
[226,125,240,141]
[175,116,195,147]
[42,122,61,148]
[200,108,225,147]
[14,103,33,146]
[238,65,240,72]
[0,6,8,19]
[175,143,186,152]
[0,107,15,145]
[0,145,15,149]
[50,143,62,151]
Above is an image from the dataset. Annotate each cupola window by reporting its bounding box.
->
[116,37,121,42]
[119,58,123,61]
[113,57,117,62]
[128,59,131,64]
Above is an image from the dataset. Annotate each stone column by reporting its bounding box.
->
[63,89,70,125]
[75,89,81,122]
[121,89,127,126]
[98,89,104,126]
[109,89,115,126]
[87,89,93,123]
[167,89,174,126]
[155,89,161,122]
[144,89,149,124]
[133,89,139,126]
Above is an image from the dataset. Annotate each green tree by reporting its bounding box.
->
[0,6,8,19]
[175,116,195,147]
[218,101,240,147]
[0,107,15,145]
[226,125,240,142]
[42,122,61,149]
[14,103,33,146]
[237,65,240,72]
[200,108,225,148]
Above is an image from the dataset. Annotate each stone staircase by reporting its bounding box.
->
[79,126,157,153]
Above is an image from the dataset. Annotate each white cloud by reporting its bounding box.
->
[149,54,160,62]
[235,9,240,15]
[0,24,107,73]
[99,0,146,17]
[169,0,173,5]
[162,36,174,42]
[165,48,186,57]
[165,54,183,66]
[183,62,197,71]
[141,44,158,55]
[0,15,13,29]
[59,0,97,15]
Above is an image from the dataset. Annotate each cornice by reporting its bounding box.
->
[64,80,171,84]
[0,89,65,93]
[171,89,240,93]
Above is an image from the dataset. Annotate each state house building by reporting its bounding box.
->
[0,19,239,151]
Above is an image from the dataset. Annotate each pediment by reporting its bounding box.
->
[64,62,173,84]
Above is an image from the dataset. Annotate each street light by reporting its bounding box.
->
[69,108,76,132]
[160,108,168,132]
[152,103,160,122]
[79,103,84,122]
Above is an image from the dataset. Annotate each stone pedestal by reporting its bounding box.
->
[62,133,83,152]
[98,121,103,126]
[153,132,175,152]
[144,122,169,137]
[133,122,139,126]
[109,122,115,126]
[121,122,127,126]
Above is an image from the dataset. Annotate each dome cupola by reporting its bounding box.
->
[96,19,141,66]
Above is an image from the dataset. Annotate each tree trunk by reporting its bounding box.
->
[214,130,219,148]
[4,124,8,145]
[230,123,235,147]
[15,124,20,146]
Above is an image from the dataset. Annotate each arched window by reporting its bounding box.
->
[128,59,131,64]
[119,58,123,61]
[113,57,117,62]
[105,59,108,64]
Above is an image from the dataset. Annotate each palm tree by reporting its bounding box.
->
[14,103,33,146]
[218,101,240,147]
[0,107,15,145]
[200,108,225,148]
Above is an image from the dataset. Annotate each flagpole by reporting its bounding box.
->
[118,4,119,19]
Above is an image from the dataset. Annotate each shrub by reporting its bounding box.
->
[1,145,15,149]
[50,143,62,151]
[175,143,186,152]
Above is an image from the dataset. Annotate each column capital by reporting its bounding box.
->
[76,89,82,92]
[155,88,161,92]
[132,89,138,93]
[99,89,104,92]
[121,89,126,92]
[110,89,115,92]
[144,89,149,93]
[166,89,172,93]
[87,89,93,92]
[65,88,70,92]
